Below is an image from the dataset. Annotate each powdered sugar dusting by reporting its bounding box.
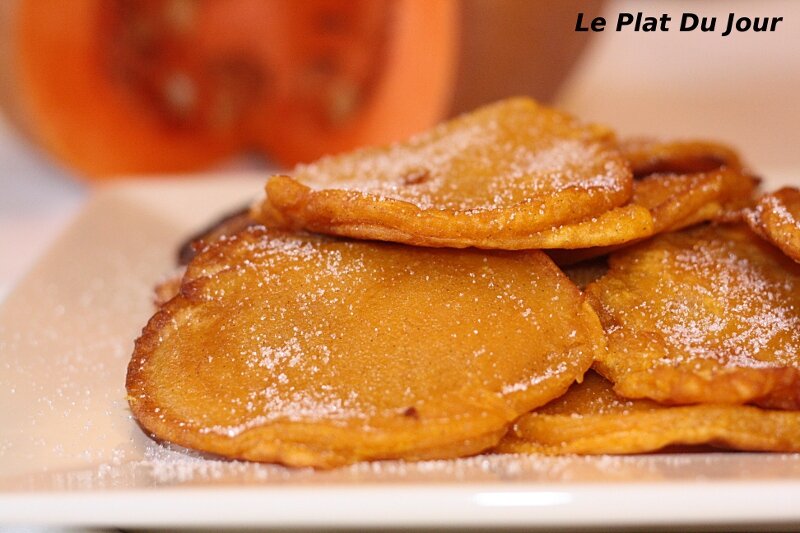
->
[140,228,597,448]
[654,229,800,367]
[597,226,800,375]
[502,362,570,395]
[761,190,799,227]
[291,98,627,214]
[16,438,800,491]
[746,188,800,263]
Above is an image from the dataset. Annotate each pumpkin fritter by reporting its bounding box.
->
[252,97,646,249]
[586,224,800,409]
[549,168,756,265]
[632,169,755,234]
[127,227,604,467]
[620,138,744,178]
[494,371,800,455]
[746,187,800,264]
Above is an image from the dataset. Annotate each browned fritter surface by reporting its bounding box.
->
[252,97,647,249]
[620,138,745,178]
[494,371,800,455]
[549,168,756,265]
[587,224,800,409]
[632,169,756,233]
[746,187,800,263]
[128,227,604,467]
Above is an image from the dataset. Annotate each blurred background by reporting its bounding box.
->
[1,0,798,298]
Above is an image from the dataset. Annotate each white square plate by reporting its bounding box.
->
[1,174,799,529]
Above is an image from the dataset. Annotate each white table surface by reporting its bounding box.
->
[1,0,798,302]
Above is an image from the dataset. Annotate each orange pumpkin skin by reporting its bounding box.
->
[2,0,458,179]
[253,0,459,166]
[6,0,240,178]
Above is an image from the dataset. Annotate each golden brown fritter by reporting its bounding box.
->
[549,169,756,265]
[128,227,604,467]
[587,224,800,409]
[746,187,800,263]
[252,97,646,249]
[494,371,800,455]
[632,169,755,233]
[620,138,744,178]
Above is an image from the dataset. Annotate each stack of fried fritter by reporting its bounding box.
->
[127,98,800,467]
